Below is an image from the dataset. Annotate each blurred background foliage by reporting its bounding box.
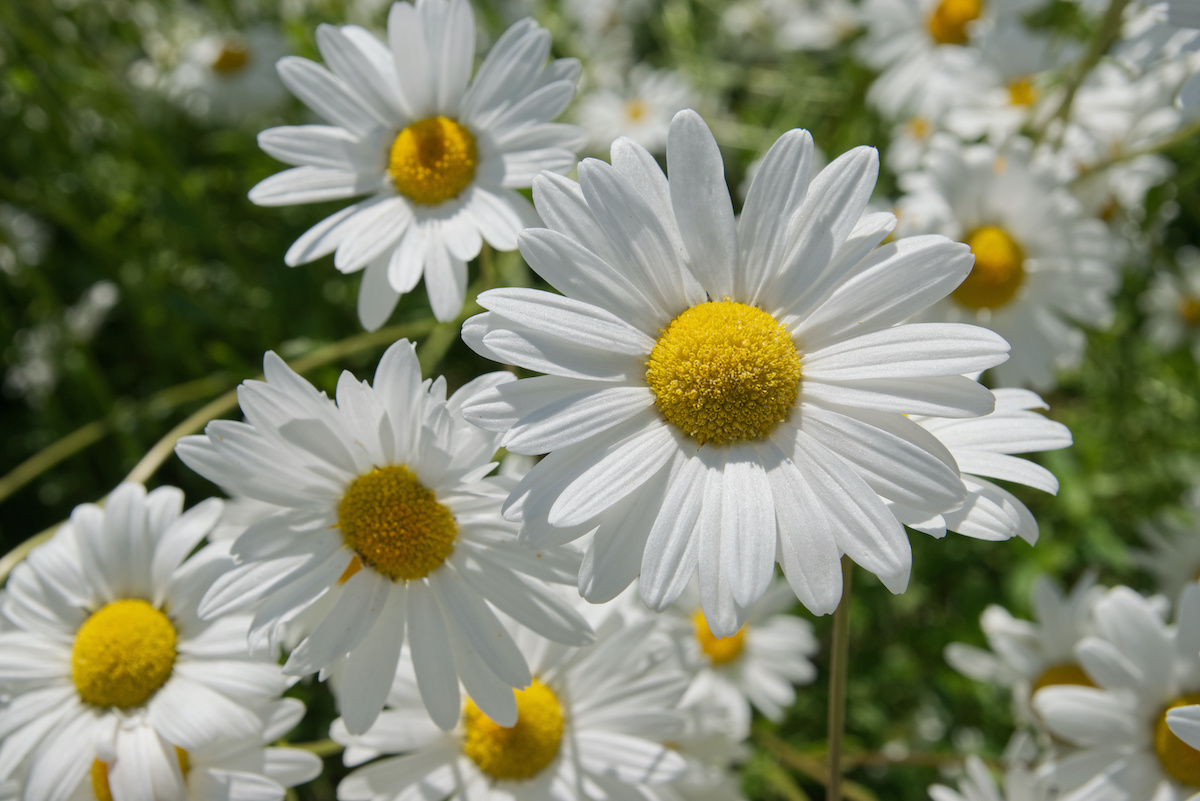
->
[2,0,1200,799]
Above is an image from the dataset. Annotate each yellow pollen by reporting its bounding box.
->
[692,610,747,666]
[625,99,648,122]
[1156,694,1200,785]
[211,41,250,75]
[388,116,477,206]
[337,465,457,582]
[1180,297,1200,327]
[1031,663,1094,693]
[907,116,931,139]
[92,748,189,801]
[927,0,982,44]
[1007,76,1038,106]
[72,599,177,709]
[953,226,1026,311]
[646,301,801,445]
[462,680,564,781]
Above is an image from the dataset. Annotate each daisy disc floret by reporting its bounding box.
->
[461,109,1010,635]
[250,0,586,330]
[0,483,290,801]
[175,340,594,736]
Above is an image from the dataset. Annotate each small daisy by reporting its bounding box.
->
[1033,584,1200,801]
[576,65,697,154]
[332,599,691,801]
[897,135,1119,389]
[668,579,818,737]
[1142,248,1200,361]
[929,755,1053,801]
[461,109,1010,634]
[945,573,1103,724]
[1132,483,1200,603]
[0,484,290,801]
[250,0,586,329]
[165,26,290,123]
[175,340,594,736]
[906,386,1073,543]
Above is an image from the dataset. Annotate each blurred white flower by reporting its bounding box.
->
[577,66,698,154]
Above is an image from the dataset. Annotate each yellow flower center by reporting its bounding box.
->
[337,465,458,582]
[625,99,648,122]
[1007,76,1038,106]
[1180,297,1200,327]
[388,116,478,206]
[211,41,250,75]
[1155,694,1200,786]
[953,226,1026,311]
[907,116,931,139]
[646,301,801,446]
[92,748,189,801]
[927,0,982,44]
[692,609,747,666]
[1031,663,1095,694]
[71,599,177,709]
[462,680,565,781]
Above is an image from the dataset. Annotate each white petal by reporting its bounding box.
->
[357,253,402,332]
[276,56,382,137]
[478,288,656,355]
[249,166,372,207]
[407,585,462,731]
[802,324,1010,381]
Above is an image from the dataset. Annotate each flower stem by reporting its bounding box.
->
[827,555,853,801]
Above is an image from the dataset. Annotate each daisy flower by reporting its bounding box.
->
[0,483,290,801]
[897,135,1119,390]
[945,573,1103,724]
[576,65,697,154]
[929,755,1053,801]
[165,26,290,123]
[250,0,586,329]
[1132,483,1200,603]
[1142,248,1200,361]
[906,386,1073,543]
[1033,584,1200,801]
[332,599,691,801]
[175,340,593,735]
[668,578,818,737]
[461,109,1010,634]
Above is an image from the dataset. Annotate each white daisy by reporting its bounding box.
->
[250,0,586,329]
[906,386,1073,543]
[668,578,818,737]
[1132,483,1200,603]
[929,755,1053,801]
[0,483,290,801]
[1033,584,1200,801]
[721,0,859,52]
[897,135,1119,390]
[576,65,698,154]
[945,573,1103,724]
[1142,248,1200,361]
[332,598,691,801]
[165,26,290,123]
[654,693,749,801]
[461,109,1010,634]
[175,339,594,736]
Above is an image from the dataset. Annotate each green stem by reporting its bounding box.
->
[287,739,344,758]
[827,556,853,801]
[1040,0,1130,142]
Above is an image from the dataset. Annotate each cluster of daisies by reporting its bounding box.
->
[6,0,1200,797]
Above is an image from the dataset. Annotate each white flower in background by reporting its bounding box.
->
[667,579,818,738]
[0,484,291,801]
[907,386,1072,543]
[1143,247,1200,360]
[721,0,859,51]
[57,698,321,801]
[929,755,1054,801]
[945,574,1103,723]
[1133,482,1200,602]
[577,66,697,154]
[462,109,1009,635]
[250,0,585,329]
[561,0,657,39]
[176,340,593,735]
[332,600,691,801]
[898,135,1119,389]
[655,694,750,801]
[1033,585,1200,801]
[0,203,50,276]
[164,26,290,122]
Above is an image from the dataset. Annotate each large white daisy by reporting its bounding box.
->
[175,340,593,736]
[250,0,586,329]
[0,483,290,801]
[461,109,1010,634]
[332,597,692,801]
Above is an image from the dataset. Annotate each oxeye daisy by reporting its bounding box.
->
[0,483,290,801]
[461,109,1009,634]
[1142,249,1200,362]
[175,340,594,736]
[249,0,586,329]
[666,578,818,737]
[896,135,1119,389]
[1133,485,1200,603]
[332,599,691,801]
[929,755,1053,801]
[906,386,1072,543]
[1033,585,1200,801]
